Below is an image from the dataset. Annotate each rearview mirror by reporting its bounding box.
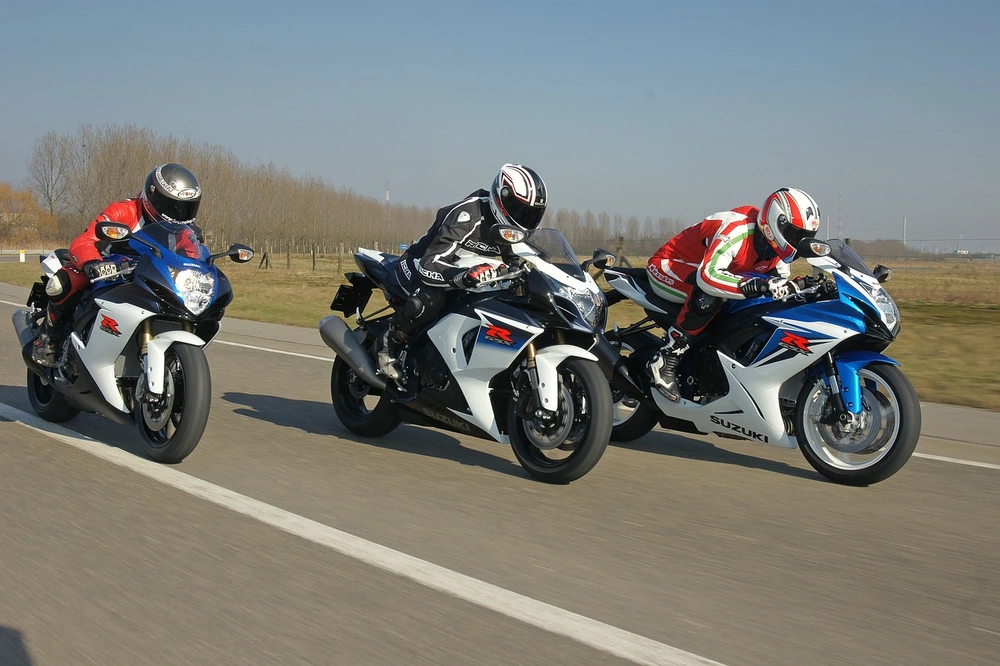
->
[208,243,255,265]
[873,264,892,283]
[94,222,132,243]
[797,239,831,258]
[487,225,526,244]
[229,244,254,263]
[582,248,617,271]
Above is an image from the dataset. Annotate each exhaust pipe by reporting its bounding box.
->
[11,309,35,348]
[318,315,386,391]
[12,310,47,380]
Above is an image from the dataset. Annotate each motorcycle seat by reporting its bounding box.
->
[356,252,408,302]
[605,266,682,317]
[55,249,72,265]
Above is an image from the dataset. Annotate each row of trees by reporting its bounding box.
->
[19,123,685,257]
[0,183,59,248]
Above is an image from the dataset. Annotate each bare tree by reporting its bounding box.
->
[27,131,72,216]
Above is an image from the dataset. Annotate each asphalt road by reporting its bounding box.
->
[0,281,998,666]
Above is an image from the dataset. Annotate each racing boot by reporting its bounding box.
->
[647,326,691,402]
[376,329,406,385]
[31,306,63,367]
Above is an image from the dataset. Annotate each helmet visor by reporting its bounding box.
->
[499,194,545,230]
[148,189,200,222]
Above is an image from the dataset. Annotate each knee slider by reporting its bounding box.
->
[45,270,71,299]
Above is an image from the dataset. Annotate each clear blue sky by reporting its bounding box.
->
[2,0,997,249]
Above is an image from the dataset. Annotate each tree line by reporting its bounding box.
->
[11,123,686,258]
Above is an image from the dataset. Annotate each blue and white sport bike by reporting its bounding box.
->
[12,220,253,463]
[597,238,921,485]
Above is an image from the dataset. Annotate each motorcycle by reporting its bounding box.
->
[319,225,614,484]
[593,238,921,485]
[11,220,254,463]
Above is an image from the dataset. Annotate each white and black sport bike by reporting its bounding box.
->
[596,238,921,485]
[12,221,253,462]
[319,226,614,484]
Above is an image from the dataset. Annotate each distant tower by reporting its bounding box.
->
[385,180,390,205]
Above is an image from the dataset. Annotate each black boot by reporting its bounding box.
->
[648,326,690,401]
[31,307,63,367]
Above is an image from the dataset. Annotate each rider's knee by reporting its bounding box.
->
[44,269,71,301]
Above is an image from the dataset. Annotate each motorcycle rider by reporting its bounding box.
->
[646,187,821,401]
[32,163,203,367]
[377,163,548,390]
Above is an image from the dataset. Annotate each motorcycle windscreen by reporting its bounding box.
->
[525,228,586,280]
[136,221,207,260]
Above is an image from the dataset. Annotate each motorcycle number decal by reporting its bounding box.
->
[484,324,516,346]
[99,314,122,337]
[778,331,812,355]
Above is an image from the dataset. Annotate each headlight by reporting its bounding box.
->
[554,283,605,328]
[872,286,899,330]
[172,268,215,315]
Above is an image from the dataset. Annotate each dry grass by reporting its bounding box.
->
[4,254,999,410]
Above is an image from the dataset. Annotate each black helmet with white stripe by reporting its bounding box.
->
[489,163,547,231]
[140,163,202,223]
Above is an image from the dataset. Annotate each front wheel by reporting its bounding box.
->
[796,363,921,485]
[26,369,80,423]
[508,358,613,484]
[135,344,211,464]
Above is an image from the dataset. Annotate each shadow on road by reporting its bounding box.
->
[222,391,528,479]
[0,627,34,666]
[612,430,822,481]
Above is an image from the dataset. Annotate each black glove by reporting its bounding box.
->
[738,277,769,299]
[457,263,507,288]
[83,260,119,280]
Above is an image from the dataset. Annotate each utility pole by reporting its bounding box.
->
[903,215,907,252]
[836,192,843,239]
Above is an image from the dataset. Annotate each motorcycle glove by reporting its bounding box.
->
[457,263,507,289]
[738,277,800,301]
[83,260,120,280]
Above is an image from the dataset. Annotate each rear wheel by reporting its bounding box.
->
[26,369,80,423]
[796,363,921,485]
[508,358,612,484]
[135,344,211,464]
[331,357,401,437]
[608,339,658,442]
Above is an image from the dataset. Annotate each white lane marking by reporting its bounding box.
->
[1,298,26,307]
[0,401,724,666]
[5,297,998,475]
[913,452,1000,471]
[214,340,333,362]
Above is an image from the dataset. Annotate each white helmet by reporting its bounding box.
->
[489,164,547,231]
[759,187,821,263]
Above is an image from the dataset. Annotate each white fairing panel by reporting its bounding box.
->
[651,317,855,449]
[72,299,153,413]
[428,309,543,441]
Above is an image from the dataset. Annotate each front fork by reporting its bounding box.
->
[818,352,863,429]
